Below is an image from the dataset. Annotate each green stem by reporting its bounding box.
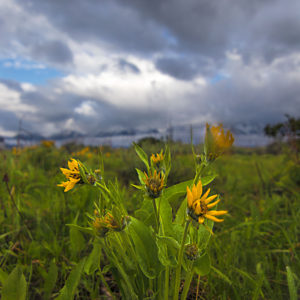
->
[173,220,191,300]
[180,268,194,300]
[152,197,159,233]
[164,266,170,300]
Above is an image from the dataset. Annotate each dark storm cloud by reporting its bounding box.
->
[19,0,167,54]
[155,56,216,80]
[6,80,167,136]
[0,79,23,92]
[32,40,73,64]
[1,0,300,138]
[155,57,199,80]
[16,0,300,75]
[0,110,19,132]
[118,59,140,74]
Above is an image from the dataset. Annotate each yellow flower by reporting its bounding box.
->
[41,140,55,148]
[144,170,165,198]
[151,151,164,164]
[205,123,234,160]
[186,180,227,224]
[93,212,126,237]
[57,158,81,192]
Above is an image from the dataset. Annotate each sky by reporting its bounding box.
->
[0,0,299,138]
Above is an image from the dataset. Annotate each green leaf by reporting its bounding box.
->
[286,266,297,300]
[135,168,147,185]
[66,224,93,235]
[128,217,161,278]
[135,198,156,227]
[159,196,173,236]
[193,252,211,276]
[133,143,149,170]
[174,198,187,225]
[201,174,217,186]
[43,261,58,300]
[163,180,192,204]
[69,226,85,258]
[0,267,8,285]
[55,258,86,300]
[156,235,179,267]
[197,221,213,250]
[2,266,27,300]
[84,243,101,275]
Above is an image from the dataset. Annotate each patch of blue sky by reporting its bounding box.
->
[161,28,177,46]
[0,58,64,85]
[210,73,229,84]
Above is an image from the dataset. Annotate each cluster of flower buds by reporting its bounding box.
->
[92,210,128,237]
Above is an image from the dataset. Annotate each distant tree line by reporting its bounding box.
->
[264,114,300,138]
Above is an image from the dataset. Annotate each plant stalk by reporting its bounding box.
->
[152,197,159,233]
[173,220,191,300]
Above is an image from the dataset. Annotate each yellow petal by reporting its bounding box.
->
[207,198,220,208]
[64,180,77,192]
[204,214,224,222]
[60,168,73,176]
[194,201,202,215]
[205,195,218,205]
[192,184,197,199]
[68,159,78,171]
[187,186,194,208]
[57,181,68,188]
[198,216,205,224]
[206,210,228,216]
[69,177,80,183]
[200,188,210,202]
[196,181,202,199]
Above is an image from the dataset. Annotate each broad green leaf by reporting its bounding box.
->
[84,243,101,275]
[55,258,86,300]
[159,196,173,236]
[193,252,211,276]
[163,180,192,204]
[135,198,155,227]
[133,143,149,170]
[174,198,187,225]
[2,266,27,300]
[43,261,58,300]
[197,221,213,250]
[128,217,161,279]
[200,174,217,186]
[156,235,179,267]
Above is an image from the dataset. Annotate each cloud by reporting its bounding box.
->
[32,40,73,64]
[0,0,299,139]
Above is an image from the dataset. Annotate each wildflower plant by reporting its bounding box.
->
[58,125,234,299]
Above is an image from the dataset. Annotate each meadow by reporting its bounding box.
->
[0,138,299,299]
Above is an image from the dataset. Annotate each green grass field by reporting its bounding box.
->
[0,141,299,299]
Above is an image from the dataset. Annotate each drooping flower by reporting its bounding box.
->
[205,124,234,160]
[144,170,165,198]
[57,159,82,192]
[93,211,127,237]
[187,180,227,224]
[151,151,164,164]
